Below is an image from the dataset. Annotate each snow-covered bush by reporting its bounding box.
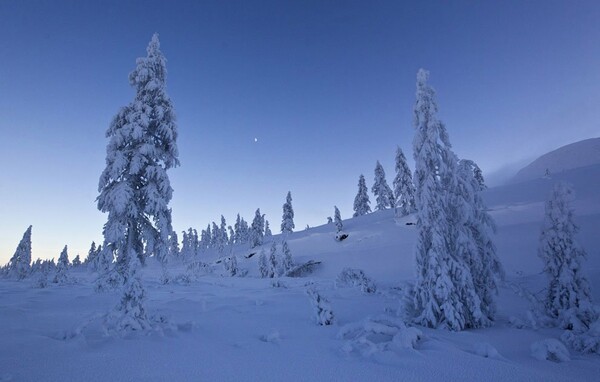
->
[225,255,238,277]
[336,268,376,294]
[339,315,422,356]
[286,260,322,277]
[531,339,570,362]
[561,316,600,354]
[306,288,334,326]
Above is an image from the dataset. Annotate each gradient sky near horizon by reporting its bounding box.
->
[1,0,599,263]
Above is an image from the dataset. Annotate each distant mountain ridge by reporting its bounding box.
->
[510,137,600,184]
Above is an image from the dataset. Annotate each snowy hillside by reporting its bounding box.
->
[511,138,600,184]
[1,166,600,381]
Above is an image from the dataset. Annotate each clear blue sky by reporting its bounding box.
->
[1,0,599,263]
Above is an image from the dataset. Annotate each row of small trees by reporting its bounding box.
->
[352,148,416,218]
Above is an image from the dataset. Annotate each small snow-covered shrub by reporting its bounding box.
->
[474,342,500,358]
[259,329,281,343]
[561,316,600,354]
[338,315,422,356]
[223,255,238,277]
[306,288,334,326]
[286,260,322,277]
[531,339,570,362]
[336,268,376,294]
[270,280,287,288]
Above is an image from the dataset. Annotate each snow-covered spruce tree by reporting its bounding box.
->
[539,183,594,330]
[334,206,343,233]
[353,174,371,217]
[218,215,228,253]
[204,224,212,249]
[372,160,394,211]
[85,241,98,269]
[211,222,220,249]
[239,218,250,244]
[234,214,242,244]
[258,250,269,278]
[251,209,265,248]
[94,244,121,292]
[455,159,504,321]
[411,69,484,331]
[264,220,273,240]
[7,225,32,280]
[281,191,295,234]
[327,216,333,224]
[227,226,235,246]
[281,240,293,275]
[97,34,179,330]
[268,241,278,278]
[53,245,70,284]
[168,231,180,260]
[393,146,416,217]
[72,255,82,268]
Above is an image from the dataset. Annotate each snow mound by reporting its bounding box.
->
[338,315,422,356]
[473,342,500,358]
[531,339,570,362]
[511,138,600,183]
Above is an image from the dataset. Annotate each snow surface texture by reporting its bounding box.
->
[2,149,600,380]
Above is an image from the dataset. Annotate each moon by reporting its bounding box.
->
[254,138,258,143]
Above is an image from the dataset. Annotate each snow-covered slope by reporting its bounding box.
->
[511,138,600,184]
[1,162,600,381]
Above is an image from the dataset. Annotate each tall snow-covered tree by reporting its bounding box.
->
[234,214,242,244]
[96,34,179,330]
[211,222,220,249]
[393,146,416,216]
[334,206,343,233]
[353,175,371,217]
[227,226,235,246]
[72,255,82,267]
[281,191,295,234]
[372,161,394,211]
[264,220,273,240]
[455,159,504,321]
[281,240,293,275]
[53,245,70,284]
[539,183,594,330]
[258,250,269,278]
[268,241,278,278]
[251,209,265,248]
[8,225,32,280]
[411,69,484,331]
[168,231,180,260]
[85,241,99,270]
